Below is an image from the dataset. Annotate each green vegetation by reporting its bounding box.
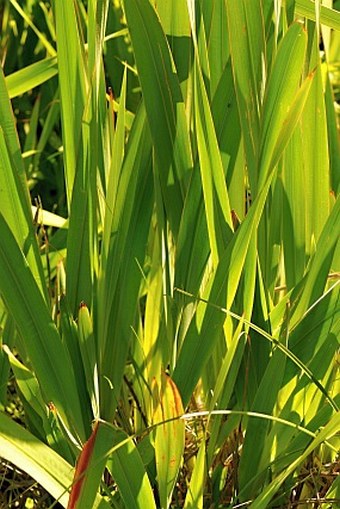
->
[0,1,339,507]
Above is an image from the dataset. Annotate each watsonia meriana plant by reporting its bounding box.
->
[0,0,339,507]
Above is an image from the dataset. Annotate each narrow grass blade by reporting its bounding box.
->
[174,164,209,294]
[298,41,330,246]
[5,56,58,98]
[65,159,95,314]
[106,428,157,509]
[0,67,46,296]
[86,0,109,190]
[194,55,233,266]
[290,196,340,327]
[0,213,86,441]
[154,0,192,98]
[208,322,246,414]
[68,421,100,509]
[326,474,340,507]
[0,127,33,249]
[258,22,307,186]
[54,0,87,206]
[102,69,127,248]
[59,297,93,429]
[142,227,164,387]
[31,206,67,229]
[183,438,206,509]
[32,88,61,176]
[4,346,52,438]
[23,96,41,175]
[201,1,229,97]
[153,373,185,509]
[282,131,308,288]
[325,74,340,194]
[265,68,314,174]
[211,59,243,218]
[78,302,99,418]
[295,0,340,30]
[238,347,288,499]
[87,0,109,85]
[0,315,14,407]
[123,0,193,236]
[0,67,29,194]
[226,0,265,193]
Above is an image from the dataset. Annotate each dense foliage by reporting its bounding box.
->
[0,1,339,508]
